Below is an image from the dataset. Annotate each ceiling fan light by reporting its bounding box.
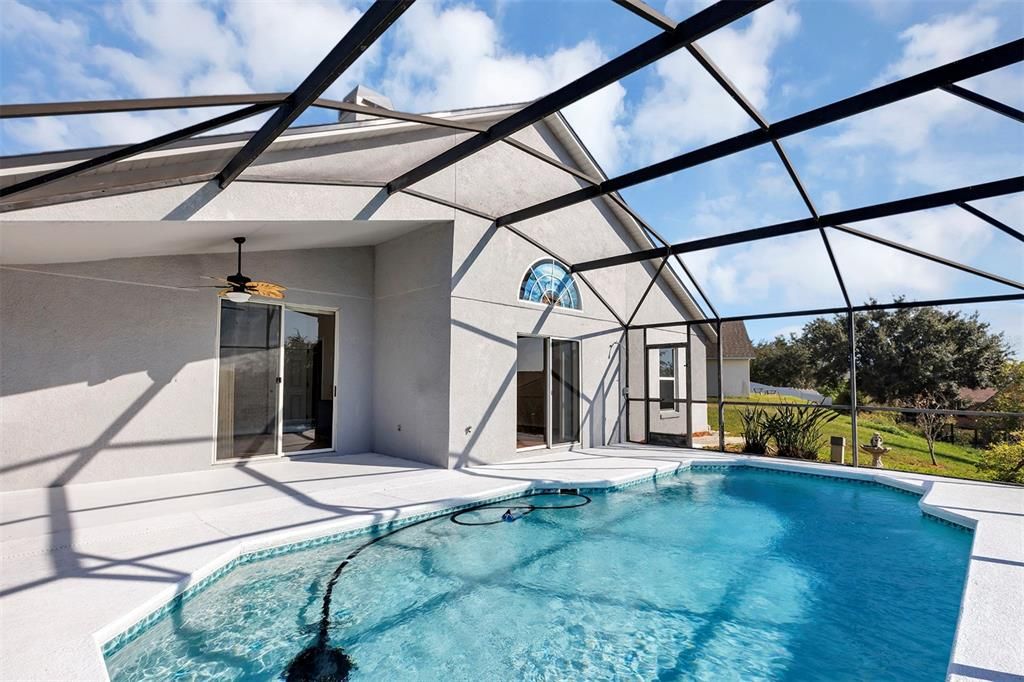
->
[224,290,252,303]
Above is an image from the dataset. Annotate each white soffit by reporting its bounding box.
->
[0,219,439,265]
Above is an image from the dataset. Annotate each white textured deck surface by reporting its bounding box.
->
[1,446,1021,681]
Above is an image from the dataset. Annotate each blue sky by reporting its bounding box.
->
[1,0,1022,352]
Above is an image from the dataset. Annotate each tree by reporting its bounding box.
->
[852,304,1008,405]
[750,334,813,389]
[800,317,849,397]
[914,393,953,466]
[750,303,1009,405]
[977,361,1024,438]
[976,430,1024,483]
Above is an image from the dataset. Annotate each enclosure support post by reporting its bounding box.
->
[686,325,693,449]
[848,311,859,467]
[643,329,650,444]
[624,328,631,443]
[717,319,725,453]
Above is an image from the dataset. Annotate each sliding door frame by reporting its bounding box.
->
[516,333,583,452]
[212,298,340,465]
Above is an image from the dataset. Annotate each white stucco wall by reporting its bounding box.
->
[447,214,626,466]
[707,358,752,398]
[443,122,709,462]
[373,222,452,468]
[0,247,374,491]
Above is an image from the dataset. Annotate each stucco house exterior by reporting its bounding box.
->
[0,88,712,492]
[706,321,755,398]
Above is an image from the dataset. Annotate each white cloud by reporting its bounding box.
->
[817,7,1011,156]
[0,0,84,45]
[3,117,72,151]
[1,0,629,168]
[880,11,1000,81]
[0,0,372,152]
[630,1,799,163]
[227,0,368,94]
[380,0,628,170]
[686,230,843,312]
[685,206,1001,316]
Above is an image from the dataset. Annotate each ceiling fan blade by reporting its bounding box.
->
[246,281,287,299]
[201,275,232,284]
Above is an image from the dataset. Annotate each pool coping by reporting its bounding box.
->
[91,454,1017,681]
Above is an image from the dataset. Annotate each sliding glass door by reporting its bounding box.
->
[217,301,281,460]
[551,339,580,444]
[282,308,335,453]
[217,301,336,461]
[516,336,580,450]
[516,337,547,449]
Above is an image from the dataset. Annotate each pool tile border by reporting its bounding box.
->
[99,459,974,663]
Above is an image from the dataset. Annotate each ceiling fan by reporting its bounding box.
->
[205,237,287,302]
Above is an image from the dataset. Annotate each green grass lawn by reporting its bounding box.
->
[706,393,990,481]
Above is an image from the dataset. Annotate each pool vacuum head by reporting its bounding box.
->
[284,642,354,682]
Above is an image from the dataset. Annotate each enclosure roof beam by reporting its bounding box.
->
[216,0,415,190]
[625,252,671,327]
[957,201,1024,242]
[612,0,677,31]
[770,139,851,307]
[939,83,1024,124]
[0,94,289,119]
[614,0,768,128]
[607,193,719,319]
[0,103,279,200]
[627,292,1024,330]
[0,94,607,204]
[496,38,1024,226]
[829,223,1024,291]
[385,0,769,194]
[573,175,1024,271]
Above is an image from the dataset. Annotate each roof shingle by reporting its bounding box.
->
[719,321,755,359]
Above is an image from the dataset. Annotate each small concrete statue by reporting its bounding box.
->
[860,432,890,468]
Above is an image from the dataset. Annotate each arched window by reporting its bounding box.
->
[519,259,581,310]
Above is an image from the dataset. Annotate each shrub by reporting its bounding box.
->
[739,405,771,455]
[976,430,1024,484]
[766,404,839,460]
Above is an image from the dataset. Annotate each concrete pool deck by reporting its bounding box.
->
[1,446,1021,681]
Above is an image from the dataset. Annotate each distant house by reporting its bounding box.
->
[707,322,755,398]
[955,386,998,430]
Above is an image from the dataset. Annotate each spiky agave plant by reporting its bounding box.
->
[739,405,772,455]
[766,403,838,459]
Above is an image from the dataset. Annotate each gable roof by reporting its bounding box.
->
[0,95,712,329]
[719,321,755,359]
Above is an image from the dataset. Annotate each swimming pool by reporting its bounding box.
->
[105,467,972,681]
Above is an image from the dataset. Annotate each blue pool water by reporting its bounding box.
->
[106,468,972,681]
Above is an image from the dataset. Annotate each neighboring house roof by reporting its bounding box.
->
[718,321,755,359]
[958,386,997,407]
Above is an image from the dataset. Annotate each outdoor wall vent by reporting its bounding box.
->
[338,85,394,123]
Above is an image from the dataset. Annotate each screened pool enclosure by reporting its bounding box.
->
[1,0,1021,473]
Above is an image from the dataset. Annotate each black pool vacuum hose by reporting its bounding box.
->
[284,491,591,682]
